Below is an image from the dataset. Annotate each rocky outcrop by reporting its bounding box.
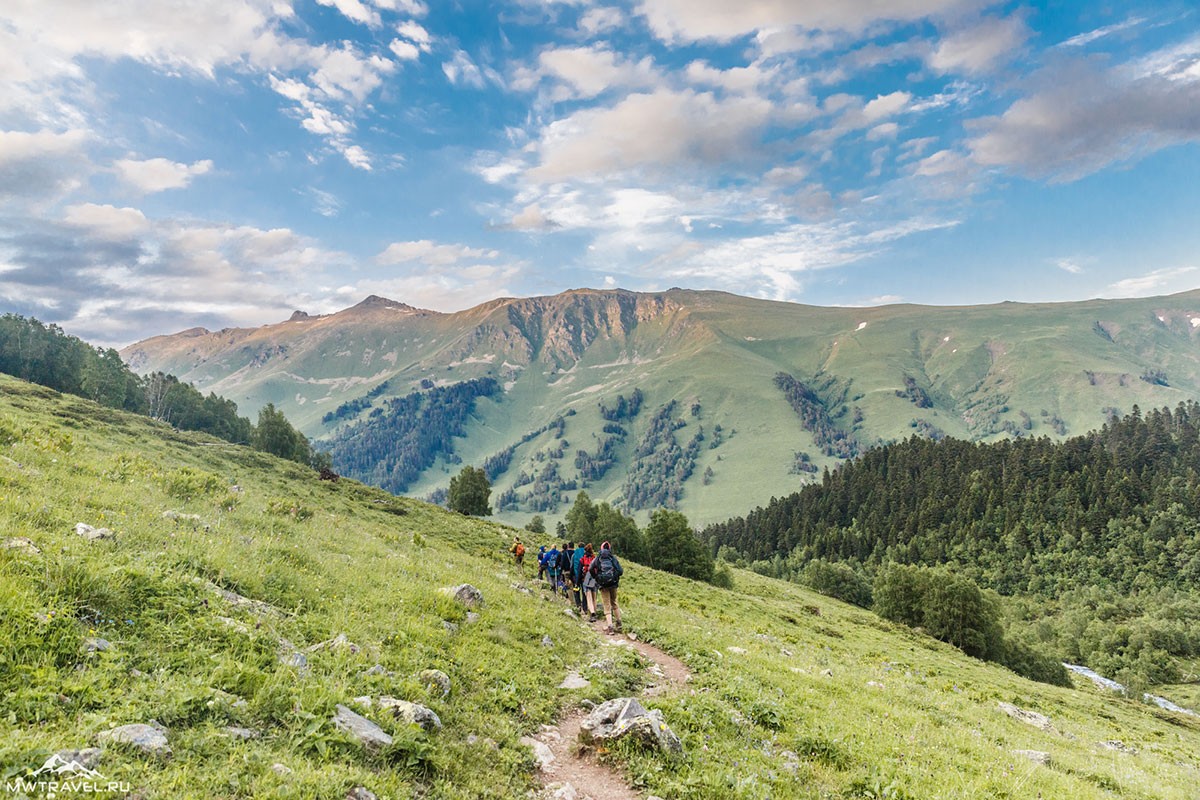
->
[379,697,442,732]
[998,702,1055,733]
[443,584,484,608]
[418,669,451,698]
[579,698,682,755]
[75,523,114,541]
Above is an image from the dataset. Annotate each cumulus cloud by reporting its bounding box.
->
[514,45,660,100]
[967,54,1200,180]
[0,128,91,201]
[375,239,499,266]
[62,203,151,239]
[525,88,775,183]
[928,14,1028,74]
[114,157,213,193]
[316,0,381,28]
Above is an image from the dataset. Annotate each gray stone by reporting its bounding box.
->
[579,697,682,755]
[281,651,308,670]
[442,621,459,634]
[998,702,1054,732]
[465,612,481,624]
[51,748,103,772]
[84,637,112,653]
[271,763,293,776]
[727,646,747,655]
[1100,740,1138,754]
[308,633,360,653]
[334,704,393,751]
[362,664,391,677]
[162,510,207,529]
[418,669,452,697]
[541,634,554,648]
[224,726,261,740]
[520,735,555,771]
[558,672,590,690]
[379,697,442,732]
[444,584,484,608]
[346,788,378,800]
[549,782,578,800]
[96,723,171,757]
[1014,749,1052,766]
[1,537,40,554]
[75,523,114,541]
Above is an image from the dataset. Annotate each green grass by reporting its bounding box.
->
[2,374,1199,798]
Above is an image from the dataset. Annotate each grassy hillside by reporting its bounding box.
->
[122,289,1200,526]
[3,374,1199,799]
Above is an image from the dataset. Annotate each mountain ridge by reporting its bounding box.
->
[122,287,1200,524]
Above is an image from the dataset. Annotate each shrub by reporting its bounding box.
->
[801,559,872,608]
[164,466,225,500]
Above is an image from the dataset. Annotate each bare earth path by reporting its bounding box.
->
[526,610,692,800]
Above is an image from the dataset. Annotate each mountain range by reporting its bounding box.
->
[122,288,1200,524]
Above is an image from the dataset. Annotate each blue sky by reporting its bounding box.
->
[1,0,1198,346]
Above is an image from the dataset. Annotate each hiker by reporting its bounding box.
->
[588,541,624,633]
[571,540,586,611]
[509,536,525,570]
[536,545,548,582]
[557,542,574,598]
[580,543,599,622]
[543,543,560,591]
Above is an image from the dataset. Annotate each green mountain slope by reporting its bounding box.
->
[2,375,1199,798]
[122,288,1200,524]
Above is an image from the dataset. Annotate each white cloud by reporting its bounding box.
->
[0,128,91,201]
[525,88,775,183]
[389,39,421,61]
[113,157,213,193]
[1053,257,1085,275]
[929,14,1028,74]
[1058,17,1144,49]
[376,240,499,266]
[515,46,660,100]
[637,0,979,43]
[342,145,372,170]
[63,203,151,239]
[579,7,625,37]
[396,20,433,51]
[316,0,381,28]
[1107,267,1198,298]
[443,50,486,88]
[968,53,1200,181]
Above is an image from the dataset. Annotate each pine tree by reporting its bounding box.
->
[448,466,492,516]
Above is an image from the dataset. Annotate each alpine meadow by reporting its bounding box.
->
[5,0,1200,797]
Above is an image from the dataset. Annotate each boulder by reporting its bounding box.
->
[998,702,1054,733]
[346,788,378,800]
[579,697,682,755]
[520,735,555,771]
[271,763,293,776]
[308,633,360,654]
[333,704,393,751]
[75,523,114,541]
[443,584,484,608]
[96,723,171,757]
[541,635,554,648]
[84,637,113,653]
[418,669,452,698]
[1,537,41,554]
[379,697,442,732]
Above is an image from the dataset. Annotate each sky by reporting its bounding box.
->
[1,0,1199,347]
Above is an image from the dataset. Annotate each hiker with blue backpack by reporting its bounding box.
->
[557,542,573,598]
[542,544,560,591]
[588,541,624,633]
[570,541,586,611]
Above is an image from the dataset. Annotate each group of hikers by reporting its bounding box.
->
[510,536,624,634]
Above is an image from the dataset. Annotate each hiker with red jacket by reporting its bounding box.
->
[588,541,624,633]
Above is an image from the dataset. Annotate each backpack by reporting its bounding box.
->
[595,553,618,588]
[515,543,525,558]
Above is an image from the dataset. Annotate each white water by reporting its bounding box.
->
[1063,663,1195,715]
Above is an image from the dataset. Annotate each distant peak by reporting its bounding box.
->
[351,295,420,312]
[289,310,311,321]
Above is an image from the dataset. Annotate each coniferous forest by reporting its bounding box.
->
[705,403,1200,688]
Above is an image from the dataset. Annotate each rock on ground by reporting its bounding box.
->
[379,697,442,732]
[520,735,556,771]
[559,672,591,690]
[998,702,1055,733]
[443,584,484,608]
[96,723,171,757]
[346,788,378,800]
[75,523,114,541]
[333,704,394,751]
[2,537,40,554]
[579,698,682,755]
[418,669,452,697]
[52,748,103,771]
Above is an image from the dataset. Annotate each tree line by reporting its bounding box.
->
[0,314,320,468]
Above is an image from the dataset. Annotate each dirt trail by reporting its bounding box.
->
[527,609,692,800]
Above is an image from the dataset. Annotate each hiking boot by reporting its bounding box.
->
[604,626,615,634]
[614,622,623,632]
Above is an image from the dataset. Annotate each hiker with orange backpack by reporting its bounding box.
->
[509,536,526,572]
